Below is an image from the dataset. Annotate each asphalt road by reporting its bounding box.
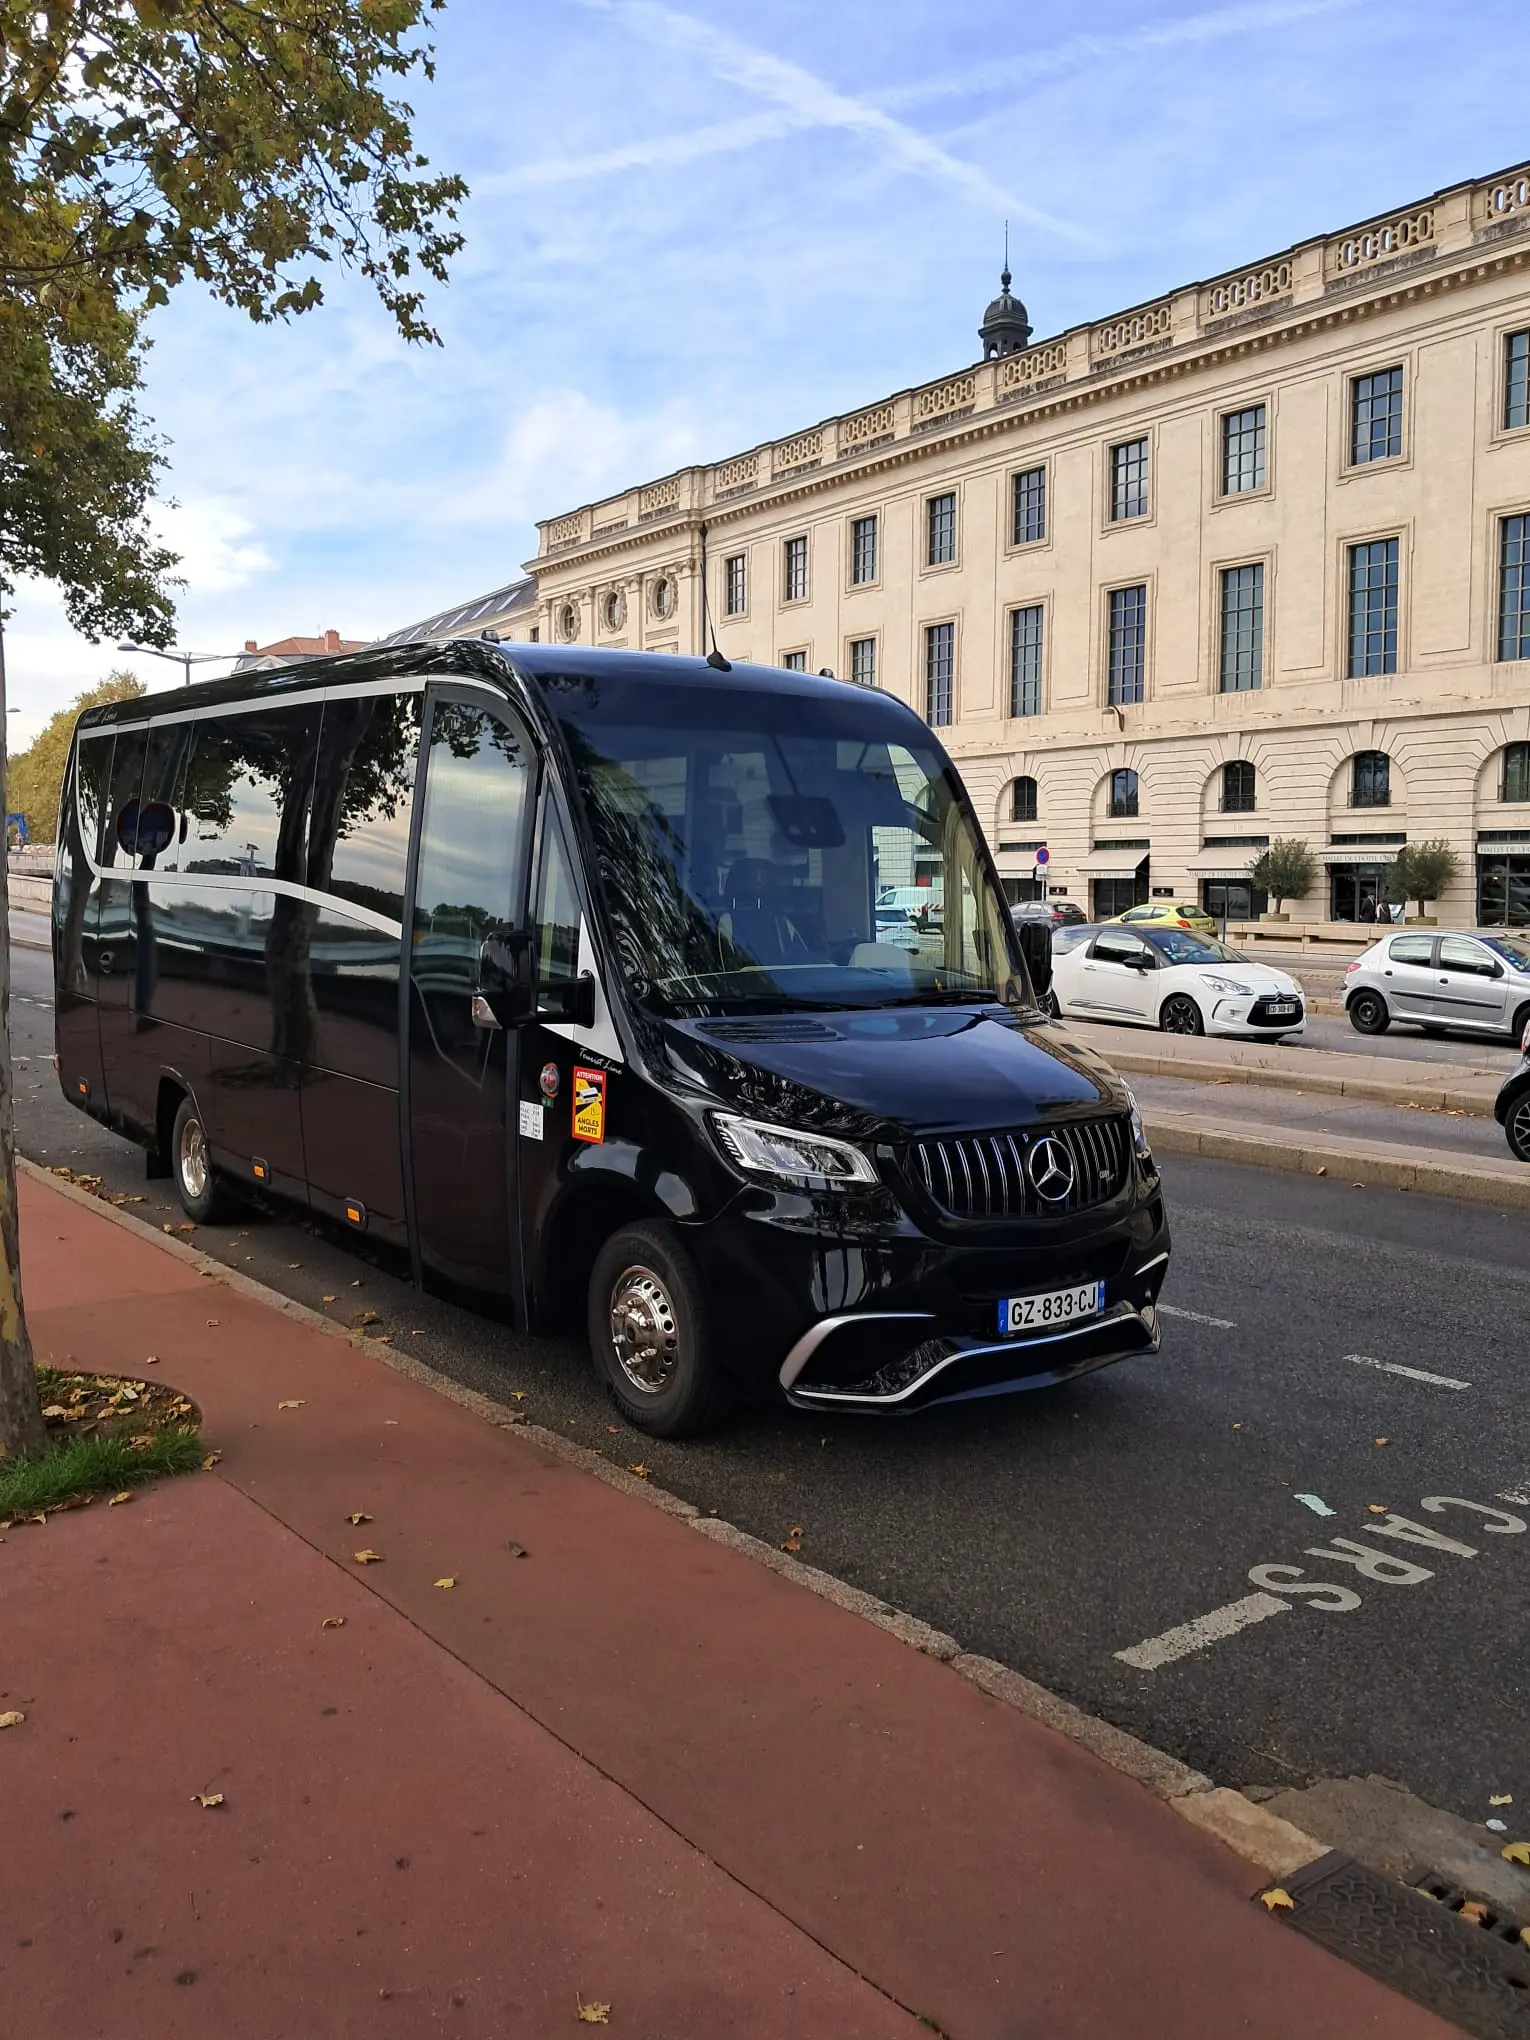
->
[10,944,1528,1835]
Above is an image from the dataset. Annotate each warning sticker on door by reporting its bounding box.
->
[572,1066,607,1144]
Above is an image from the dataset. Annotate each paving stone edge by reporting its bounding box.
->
[18,1154,1326,1883]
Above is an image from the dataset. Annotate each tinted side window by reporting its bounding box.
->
[102,727,149,868]
[181,705,322,882]
[1387,935,1434,966]
[138,720,199,870]
[534,812,582,985]
[1093,932,1148,966]
[309,690,422,924]
[412,702,532,1000]
[75,735,113,862]
[1439,937,1497,977]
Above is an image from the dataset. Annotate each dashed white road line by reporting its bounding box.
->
[1114,1591,1290,1672]
[1158,1303,1236,1329]
[1346,1354,1472,1391]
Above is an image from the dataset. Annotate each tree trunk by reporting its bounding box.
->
[0,611,45,1460]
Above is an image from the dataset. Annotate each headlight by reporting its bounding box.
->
[710,1113,879,1189]
[1200,973,1253,995]
[1122,1085,1152,1160]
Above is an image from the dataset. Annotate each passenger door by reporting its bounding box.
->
[406,693,533,1294]
[1078,930,1155,1020]
[1432,936,1510,1031]
[1376,933,1437,1020]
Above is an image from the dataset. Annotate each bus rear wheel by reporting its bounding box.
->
[588,1221,726,1438]
[171,1095,235,1225]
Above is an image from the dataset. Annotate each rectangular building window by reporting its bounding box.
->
[724,553,747,616]
[927,492,957,565]
[1221,405,1267,494]
[1218,563,1264,692]
[1351,366,1404,464]
[1500,515,1530,660]
[850,515,878,585]
[1012,466,1046,545]
[924,622,954,726]
[1009,605,1044,717]
[781,650,807,671]
[849,637,877,687]
[783,534,808,602]
[1506,330,1530,431]
[1106,585,1147,705]
[1347,537,1399,676]
[1110,437,1149,521]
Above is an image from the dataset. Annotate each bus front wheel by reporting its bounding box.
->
[588,1221,727,1438]
[171,1095,235,1225]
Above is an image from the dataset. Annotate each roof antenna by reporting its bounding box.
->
[698,521,732,671]
[1002,218,1011,291]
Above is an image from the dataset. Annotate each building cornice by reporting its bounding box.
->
[528,159,1530,585]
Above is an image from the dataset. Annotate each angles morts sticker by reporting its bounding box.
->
[572,1066,607,1145]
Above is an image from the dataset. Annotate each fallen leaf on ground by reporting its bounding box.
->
[107,1491,133,1507]
[1503,1841,1530,1865]
[628,1463,651,1479]
[605,1425,620,1434]
[143,1354,159,1365]
[1367,1504,1387,1514]
[177,1223,197,1233]
[352,1310,381,1327]
[41,1404,68,1419]
[434,1577,457,1590]
[192,1792,225,1810]
[201,1453,221,1471]
[353,1550,383,1565]
[320,1616,346,1630]
[506,1541,529,1558]
[322,1295,337,1304]
[346,1511,373,1526]
[1491,1794,1514,1806]
[782,1537,802,1553]
[1374,1437,1389,1447]
[1314,1166,1326,1177]
[0,1711,25,1729]
[206,1319,220,1328]
[1460,1900,1490,1924]
[509,1390,528,1401]
[575,2000,610,2025]
[276,1400,305,1411]
[1259,1888,1294,1912]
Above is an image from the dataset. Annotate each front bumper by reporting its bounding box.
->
[1205,992,1305,1036]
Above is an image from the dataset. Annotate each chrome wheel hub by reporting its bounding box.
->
[178,1116,208,1200]
[609,1265,679,1394]
[1510,1096,1530,1158]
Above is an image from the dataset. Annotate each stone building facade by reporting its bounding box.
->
[523,161,1530,930]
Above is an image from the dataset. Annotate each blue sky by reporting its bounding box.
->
[8,0,1529,742]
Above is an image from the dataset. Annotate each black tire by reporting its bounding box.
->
[1511,1004,1530,1051]
[1040,988,1060,1018]
[1507,1091,1530,1166]
[1159,994,1204,1036]
[170,1094,235,1223]
[588,1221,727,1438]
[1348,990,1390,1036]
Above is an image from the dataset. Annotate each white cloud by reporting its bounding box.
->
[150,497,274,597]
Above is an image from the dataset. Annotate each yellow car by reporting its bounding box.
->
[1107,901,1218,935]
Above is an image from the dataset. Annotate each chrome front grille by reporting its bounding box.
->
[907,1117,1130,1220]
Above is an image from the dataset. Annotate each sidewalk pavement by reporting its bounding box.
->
[8,905,50,950]
[0,1170,1456,2040]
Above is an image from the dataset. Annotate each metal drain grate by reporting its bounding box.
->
[1271,1852,1530,2040]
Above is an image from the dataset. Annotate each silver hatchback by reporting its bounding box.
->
[1344,928,1530,1041]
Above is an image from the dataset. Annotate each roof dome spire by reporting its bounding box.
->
[980,225,1032,359]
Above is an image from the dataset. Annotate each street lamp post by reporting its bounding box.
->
[116,642,240,686]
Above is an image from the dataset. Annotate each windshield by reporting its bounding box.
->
[1146,930,1248,966]
[545,670,1028,1015]
[1481,934,1530,970]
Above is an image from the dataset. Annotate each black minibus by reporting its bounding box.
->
[53,641,1169,1434]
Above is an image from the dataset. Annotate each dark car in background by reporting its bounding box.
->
[1011,898,1087,929]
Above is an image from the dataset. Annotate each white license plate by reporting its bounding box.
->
[1264,1001,1298,1017]
[997,1281,1106,1336]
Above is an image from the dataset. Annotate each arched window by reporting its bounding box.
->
[1108,768,1139,819]
[1503,742,1530,803]
[1351,750,1391,809]
[1011,776,1038,823]
[1222,760,1256,813]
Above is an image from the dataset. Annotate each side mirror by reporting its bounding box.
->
[1015,918,1052,997]
[477,929,598,1030]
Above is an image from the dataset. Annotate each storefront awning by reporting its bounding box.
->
[1321,845,1402,865]
[1073,848,1151,878]
[1184,848,1258,876]
[1475,840,1530,857]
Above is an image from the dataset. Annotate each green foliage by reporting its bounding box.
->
[1247,838,1316,913]
[0,1427,202,1517]
[7,670,145,843]
[0,0,466,646]
[1387,839,1461,912]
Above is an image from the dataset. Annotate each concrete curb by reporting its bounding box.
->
[1098,1045,1497,1116]
[17,1154,1328,1884]
[1142,1108,1530,1210]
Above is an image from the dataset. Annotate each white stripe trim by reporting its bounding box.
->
[1114,1592,1291,1672]
[1346,1354,1472,1390]
[1158,1302,1236,1329]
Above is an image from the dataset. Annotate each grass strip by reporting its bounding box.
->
[0,1428,203,1519]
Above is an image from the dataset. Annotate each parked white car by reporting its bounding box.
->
[1344,928,1530,1041]
[1050,924,1307,1038]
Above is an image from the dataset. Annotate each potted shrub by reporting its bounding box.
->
[1386,840,1460,925]
[1247,839,1315,923]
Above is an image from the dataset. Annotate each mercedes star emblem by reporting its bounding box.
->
[1028,1136,1076,1204]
